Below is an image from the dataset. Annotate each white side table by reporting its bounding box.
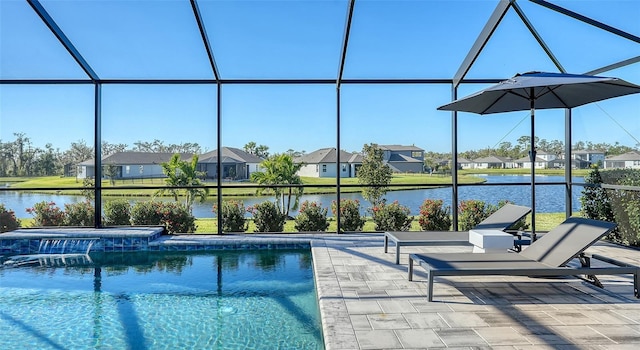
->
[468,229,513,253]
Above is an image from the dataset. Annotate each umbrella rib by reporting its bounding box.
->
[545,86,571,108]
[483,91,510,113]
[507,90,531,100]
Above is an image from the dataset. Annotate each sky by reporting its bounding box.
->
[1,0,639,155]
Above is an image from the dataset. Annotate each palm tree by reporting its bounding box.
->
[155,154,208,212]
[250,153,303,218]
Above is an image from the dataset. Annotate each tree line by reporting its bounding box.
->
[0,134,205,177]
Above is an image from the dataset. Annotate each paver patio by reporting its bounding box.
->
[306,232,640,350]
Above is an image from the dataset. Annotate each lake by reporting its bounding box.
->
[1,175,585,219]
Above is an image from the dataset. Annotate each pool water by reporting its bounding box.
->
[0,249,324,349]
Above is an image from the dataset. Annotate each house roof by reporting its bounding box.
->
[388,153,421,163]
[514,156,547,163]
[100,152,194,165]
[199,147,264,163]
[474,155,511,163]
[456,157,473,163]
[378,144,423,151]
[348,153,363,163]
[573,149,606,154]
[295,148,355,164]
[606,151,640,161]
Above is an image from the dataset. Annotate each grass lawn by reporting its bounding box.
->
[3,173,485,197]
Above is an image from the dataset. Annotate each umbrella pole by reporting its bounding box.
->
[530,96,536,242]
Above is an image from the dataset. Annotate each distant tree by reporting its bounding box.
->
[101,141,129,157]
[548,140,564,155]
[173,142,201,155]
[243,142,257,155]
[81,177,95,200]
[537,138,550,153]
[4,132,36,176]
[155,154,208,213]
[495,142,512,157]
[250,154,303,218]
[286,149,306,158]
[517,135,539,150]
[32,143,59,176]
[132,139,200,154]
[255,145,270,158]
[608,142,634,156]
[103,163,119,186]
[423,158,437,174]
[357,143,392,207]
[64,139,93,165]
[243,141,269,158]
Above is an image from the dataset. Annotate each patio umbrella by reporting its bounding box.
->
[438,71,640,240]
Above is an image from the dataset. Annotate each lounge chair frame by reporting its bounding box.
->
[384,203,531,264]
[407,217,640,301]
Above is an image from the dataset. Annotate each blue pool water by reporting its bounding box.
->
[0,249,324,349]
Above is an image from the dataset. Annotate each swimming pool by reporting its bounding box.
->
[0,249,324,349]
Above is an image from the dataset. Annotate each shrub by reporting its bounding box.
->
[161,202,197,234]
[370,200,413,231]
[294,201,329,232]
[0,203,20,233]
[331,199,365,232]
[131,201,196,234]
[418,199,452,231]
[581,166,619,242]
[26,201,65,227]
[598,168,640,245]
[457,200,492,231]
[104,199,132,226]
[212,200,247,233]
[248,201,285,232]
[131,201,164,226]
[64,200,95,226]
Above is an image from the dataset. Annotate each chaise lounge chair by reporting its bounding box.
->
[384,203,531,264]
[408,217,640,301]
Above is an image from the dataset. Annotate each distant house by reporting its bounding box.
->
[547,158,590,169]
[198,147,264,180]
[514,156,548,169]
[535,150,556,162]
[473,156,512,169]
[604,151,640,169]
[295,148,358,178]
[378,145,425,173]
[456,157,475,170]
[572,149,606,165]
[77,152,193,180]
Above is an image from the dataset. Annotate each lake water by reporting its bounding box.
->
[1,175,585,218]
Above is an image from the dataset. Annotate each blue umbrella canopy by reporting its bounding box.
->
[438,71,640,240]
